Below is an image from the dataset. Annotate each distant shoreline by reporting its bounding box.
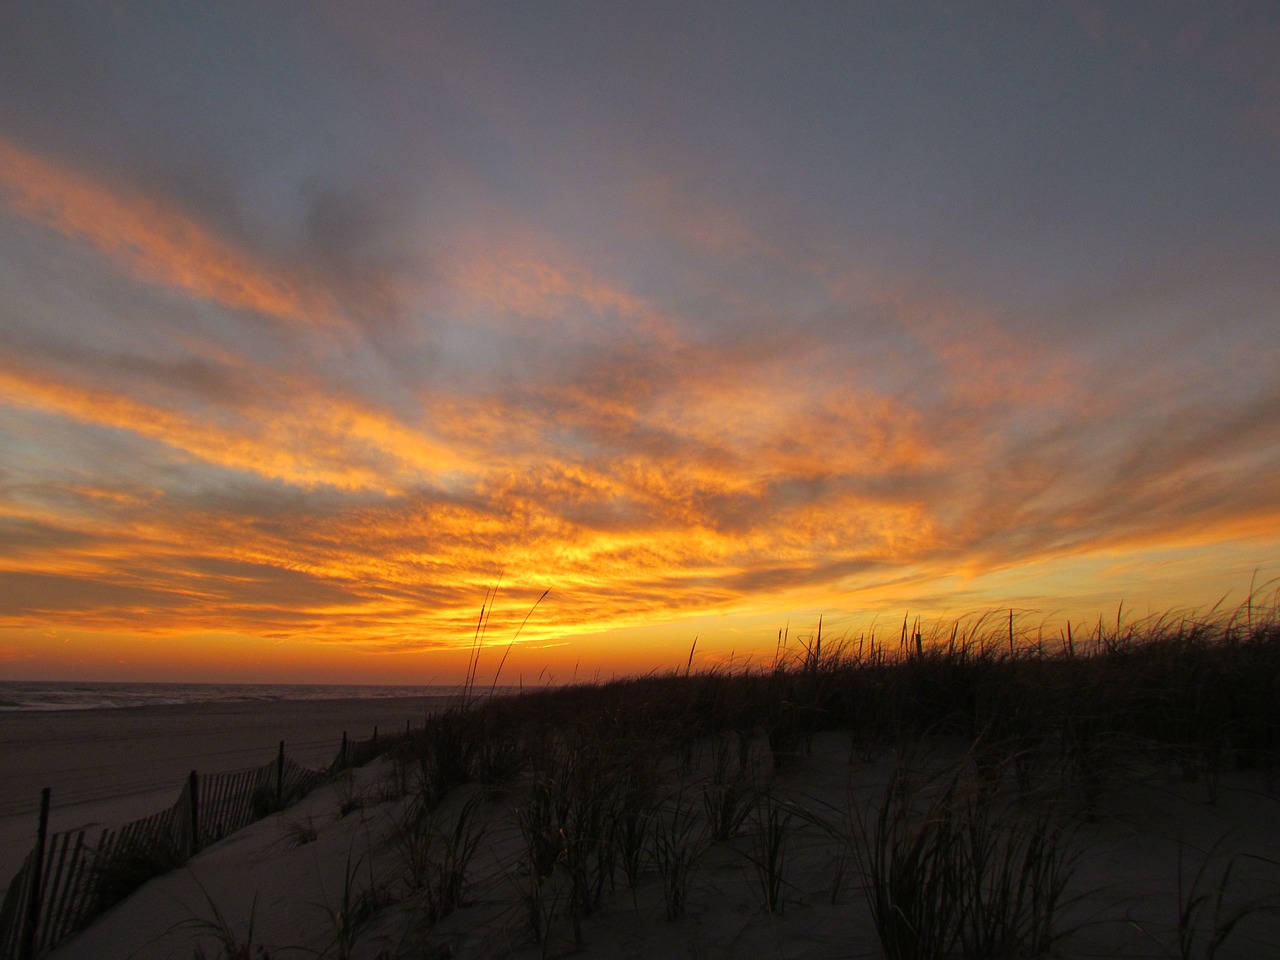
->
[0,680,490,713]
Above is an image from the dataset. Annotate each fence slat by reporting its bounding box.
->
[34,832,73,952]
[17,789,50,960]
[41,833,86,952]
[0,850,35,960]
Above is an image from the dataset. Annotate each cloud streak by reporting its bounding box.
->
[0,139,347,331]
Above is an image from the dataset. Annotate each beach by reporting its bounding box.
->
[0,695,449,886]
[6,636,1280,960]
[27,732,1280,960]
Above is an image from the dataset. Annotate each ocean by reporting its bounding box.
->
[0,680,466,712]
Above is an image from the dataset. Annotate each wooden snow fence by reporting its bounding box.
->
[0,744,334,960]
[334,729,381,770]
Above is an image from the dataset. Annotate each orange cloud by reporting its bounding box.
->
[0,362,478,493]
[436,238,679,347]
[1,191,1275,677]
[0,138,343,328]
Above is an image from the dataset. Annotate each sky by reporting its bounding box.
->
[1,2,1278,685]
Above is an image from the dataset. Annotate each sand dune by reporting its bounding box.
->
[32,732,1280,960]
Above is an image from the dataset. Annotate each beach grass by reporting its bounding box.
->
[307,591,1276,958]
[24,591,1280,959]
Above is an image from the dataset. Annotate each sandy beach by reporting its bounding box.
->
[0,696,448,886]
[29,732,1280,960]
[7,628,1280,960]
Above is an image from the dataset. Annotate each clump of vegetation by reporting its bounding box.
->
[1176,835,1280,960]
[315,847,394,960]
[47,588,1280,959]
[652,789,705,921]
[747,790,794,915]
[282,815,319,849]
[332,771,365,819]
[391,790,487,924]
[854,753,1081,959]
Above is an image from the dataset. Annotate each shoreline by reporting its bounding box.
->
[0,680,463,714]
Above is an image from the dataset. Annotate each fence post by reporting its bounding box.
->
[18,787,50,960]
[340,731,347,769]
[276,741,285,806]
[187,771,200,856]
[372,725,378,750]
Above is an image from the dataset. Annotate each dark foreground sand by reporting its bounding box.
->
[0,696,448,884]
[30,732,1280,960]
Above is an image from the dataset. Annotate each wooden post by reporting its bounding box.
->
[372,725,378,749]
[187,771,200,855]
[340,731,347,769]
[276,741,285,805]
[18,787,50,960]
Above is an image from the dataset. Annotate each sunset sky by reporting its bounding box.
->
[1,3,1278,684]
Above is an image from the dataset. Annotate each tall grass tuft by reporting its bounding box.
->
[315,846,391,960]
[652,789,704,921]
[702,731,757,842]
[1177,837,1280,960]
[391,790,486,925]
[175,880,267,960]
[855,753,1080,960]
[747,791,793,915]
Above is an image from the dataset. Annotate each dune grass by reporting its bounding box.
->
[162,591,1280,958]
